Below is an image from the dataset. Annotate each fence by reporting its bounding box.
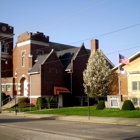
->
[15,102,58,112]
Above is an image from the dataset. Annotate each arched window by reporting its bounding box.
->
[22,52,25,67]
[1,42,8,53]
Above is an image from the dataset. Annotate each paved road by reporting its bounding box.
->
[0,115,140,140]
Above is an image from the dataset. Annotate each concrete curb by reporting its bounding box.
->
[1,111,140,126]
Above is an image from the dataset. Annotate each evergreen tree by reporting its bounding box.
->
[83,50,112,102]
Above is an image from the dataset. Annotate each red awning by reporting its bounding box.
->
[54,86,70,95]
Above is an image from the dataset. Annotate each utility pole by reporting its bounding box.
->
[0,42,2,113]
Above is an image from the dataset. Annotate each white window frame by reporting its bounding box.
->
[110,97,118,108]
[22,52,25,67]
[6,85,10,91]
[1,85,4,92]
[132,81,137,91]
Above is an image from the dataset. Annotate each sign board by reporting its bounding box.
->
[110,97,118,107]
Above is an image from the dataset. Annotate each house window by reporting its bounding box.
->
[6,85,10,91]
[1,42,8,53]
[1,85,4,92]
[138,81,140,90]
[132,81,140,91]
[79,98,83,106]
[37,50,44,55]
[132,98,138,106]
[132,81,137,91]
[22,52,25,67]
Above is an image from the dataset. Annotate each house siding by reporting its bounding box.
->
[111,55,140,107]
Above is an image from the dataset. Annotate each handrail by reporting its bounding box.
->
[2,96,11,106]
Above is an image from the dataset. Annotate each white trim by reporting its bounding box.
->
[1,83,14,85]
[21,50,26,55]
[29,95,53,98]
[30,96,41,98]
[1,54,12,58]
[0,33,14,38]
[42,49,54,64]
[28,72,39,75]
[65,69,72,72]
[17,40,49,47]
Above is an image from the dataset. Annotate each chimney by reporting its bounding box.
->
[91,39,99,52]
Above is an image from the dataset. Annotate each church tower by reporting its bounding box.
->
[0,22,14,77]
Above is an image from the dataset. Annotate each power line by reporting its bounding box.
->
[0,0,131,43]
[1,44,140,74]
[26,0,109,31]
[70,22,140,45]
[45,0,131,32]
[1,28,140,58]
[1,20,140,53]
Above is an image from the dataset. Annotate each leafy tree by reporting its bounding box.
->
[83,49,112,102]
[36,97,46,110]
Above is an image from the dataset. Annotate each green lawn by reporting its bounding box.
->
[10,106,140,118]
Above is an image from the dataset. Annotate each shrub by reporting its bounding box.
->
[36,97,46,109]
[1,92,7,105]
[96,100,105,110]
[18,97,29,105]
[1,92,6,101]
[121,100,135,110]
[18,102,35,108]
[46,96,57,109]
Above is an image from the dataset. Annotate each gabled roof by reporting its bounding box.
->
[85,48,114,69]
[112,51,140,71]
[28,50,54,74]
[49,42,76,51]
[56,47,79,70]
[102,52,115,68]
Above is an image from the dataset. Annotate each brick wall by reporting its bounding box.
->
[72,45,89,96]
[30,74,41,96]
[41,52,65,96]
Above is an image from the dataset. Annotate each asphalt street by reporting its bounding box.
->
[0,115,140,140]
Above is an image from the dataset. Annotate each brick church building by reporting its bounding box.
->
[0,22,114,107]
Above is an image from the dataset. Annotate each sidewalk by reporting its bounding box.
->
[1,111,140,126]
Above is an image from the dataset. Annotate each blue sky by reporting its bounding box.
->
[1,0,140,66]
